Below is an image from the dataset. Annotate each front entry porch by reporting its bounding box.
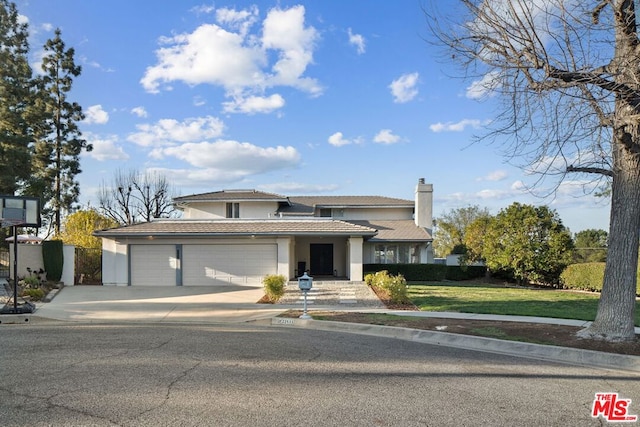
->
[277,235,365,281]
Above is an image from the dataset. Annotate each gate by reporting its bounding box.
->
[0,248,8,278]
[74,247,102,285]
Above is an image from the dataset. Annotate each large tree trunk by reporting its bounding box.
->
[579,141,640,341]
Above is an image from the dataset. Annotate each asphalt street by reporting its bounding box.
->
[1,322,639,426]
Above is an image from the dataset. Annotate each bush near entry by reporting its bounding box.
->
[364,270,408,303]
[262,274,287,302]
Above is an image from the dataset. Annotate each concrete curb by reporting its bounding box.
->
[270,317,640,373]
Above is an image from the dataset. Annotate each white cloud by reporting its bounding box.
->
[429,119,488,132]
[328,132,353,147]
[128,116,225,147]
[190,5,215,15]
[466,71,501,99]
[141,5,321,114]
[262,6,321,94]
[153,140,301,174]
[347,28,365,54]
[84,134,129,161]
[193,96,206,107]
[141,23,264,93]
[131,106,148,118]
[373,129,401,145]
[389,72,419,103]
[511,180,526,191]
[216,6,258,36]
[222,93,285,114]
[476,170,508,182]
[84,105,109,125]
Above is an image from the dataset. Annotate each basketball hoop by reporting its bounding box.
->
[1,218,26,229]
[0,196,40,315]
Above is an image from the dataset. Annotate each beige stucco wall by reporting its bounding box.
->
[181,201,279,219]
[340,207,413,221]
[9,243,44,280]
[8,243,74,284]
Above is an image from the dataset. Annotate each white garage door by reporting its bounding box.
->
[130,245,178,286]
[182,244,277,286]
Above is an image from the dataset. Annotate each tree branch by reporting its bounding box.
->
[592,1,610,25]
[566,165,613,177]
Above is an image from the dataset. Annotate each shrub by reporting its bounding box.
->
[23,288,45,301]
[42,240,64,282]
[364,264,447,281]
[20,275,41,288]
[365,263,487,282]
[364,273,375,286]
[262,274,287,301]
[367,270,408,303]
[445,265,487,281]
[386,275,408,303]
[560,263,640,295]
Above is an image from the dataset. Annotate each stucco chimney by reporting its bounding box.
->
[414,178,433,233]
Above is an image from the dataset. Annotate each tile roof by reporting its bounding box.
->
[280,195,414,215]
[94,219,378,238]
[350,220,432,241]
[174,190,290,203]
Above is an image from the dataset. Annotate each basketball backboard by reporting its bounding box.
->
[0,195,41,228]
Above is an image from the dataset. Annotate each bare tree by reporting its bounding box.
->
[427,0,638,341]
[98,169,177,225]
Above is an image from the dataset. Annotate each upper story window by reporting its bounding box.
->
[226,202,240,218]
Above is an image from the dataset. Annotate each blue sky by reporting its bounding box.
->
[16,0,610,233]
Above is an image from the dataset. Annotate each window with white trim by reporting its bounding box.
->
[375,244,421,264]
[226,202,240,218]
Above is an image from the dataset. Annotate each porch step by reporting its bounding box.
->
[339,288,357,304]
[278,281,384,308]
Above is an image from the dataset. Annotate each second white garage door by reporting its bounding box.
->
[182,244,277,286]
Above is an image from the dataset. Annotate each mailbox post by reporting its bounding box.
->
[298,272,313,319]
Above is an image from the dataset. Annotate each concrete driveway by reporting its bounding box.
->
[32,285,284,323]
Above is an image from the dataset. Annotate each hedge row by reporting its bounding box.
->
[363,264,486,282]
[560,262,640,295]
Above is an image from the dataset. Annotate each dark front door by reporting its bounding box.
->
[310,243,333,276]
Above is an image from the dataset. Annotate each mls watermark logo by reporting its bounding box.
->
[591,393,638,423]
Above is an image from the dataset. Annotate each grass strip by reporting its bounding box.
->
[408,282,640,326]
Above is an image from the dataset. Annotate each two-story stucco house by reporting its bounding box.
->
[95,179,434,286]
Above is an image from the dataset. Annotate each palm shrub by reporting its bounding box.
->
[262,274,287,302]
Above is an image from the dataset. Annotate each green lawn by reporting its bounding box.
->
[408,282,640,326]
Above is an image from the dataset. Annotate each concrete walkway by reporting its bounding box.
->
[5,284,283,324]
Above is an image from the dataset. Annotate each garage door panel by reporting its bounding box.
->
[130,245,177,286]
[182,244,277,286]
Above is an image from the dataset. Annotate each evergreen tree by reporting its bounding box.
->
[0,0,33,195]
[35,28,92,234]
